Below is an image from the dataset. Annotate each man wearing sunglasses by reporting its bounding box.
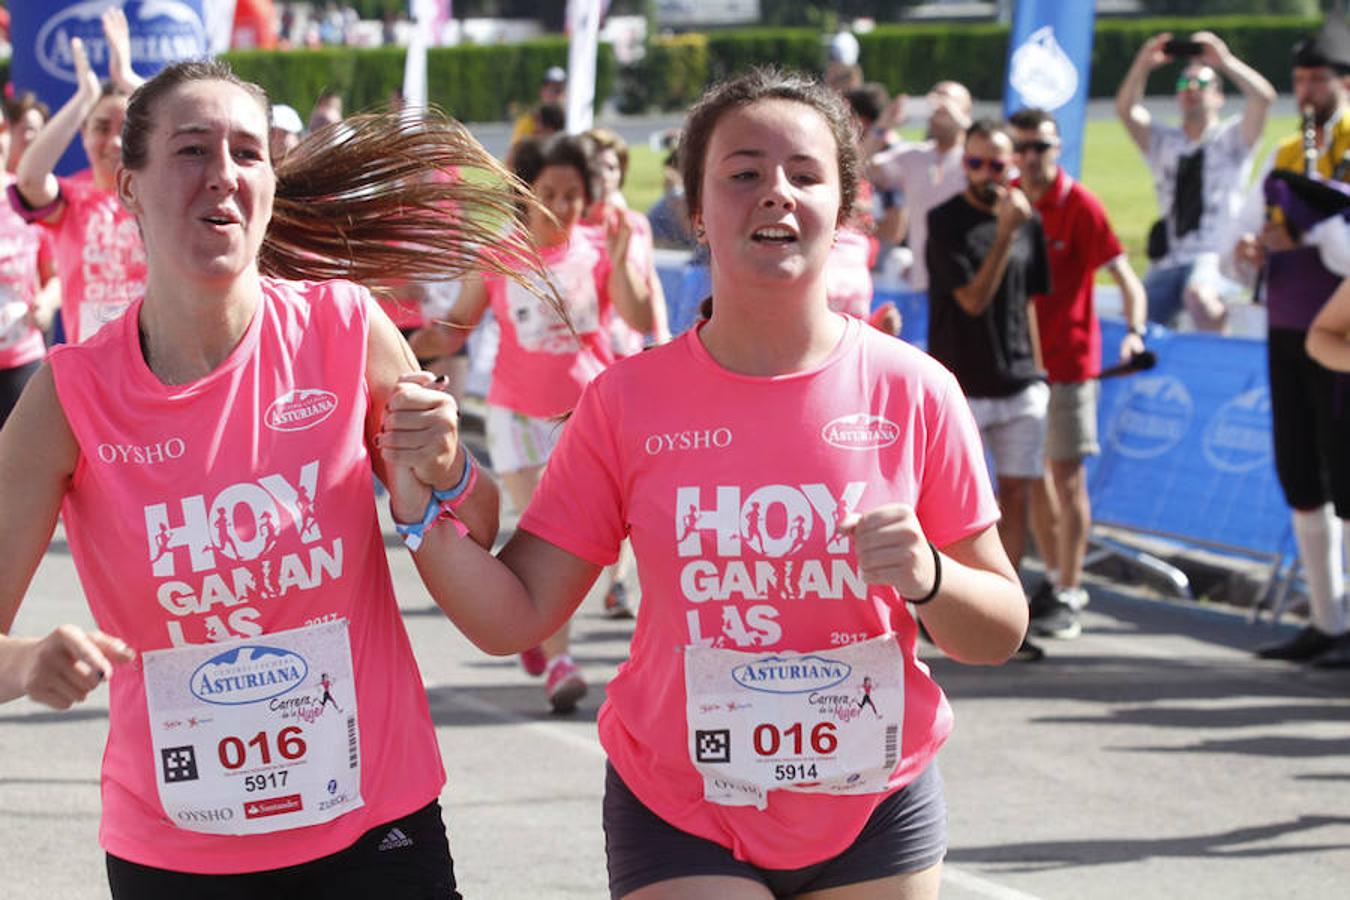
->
[926,119,1050,661]
[1115,31,1275,331]
[1008,107,1149,643]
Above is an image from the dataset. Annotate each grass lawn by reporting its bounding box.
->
[619,113,1300,281]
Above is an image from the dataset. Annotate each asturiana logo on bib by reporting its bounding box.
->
[190,645,309,706]
[731,654,852,694]
[822,414,899,451]
[266,389,338,432]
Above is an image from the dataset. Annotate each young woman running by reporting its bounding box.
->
[413,68,1028,899]
[0,101,60,426]
[10,10,146,344]
[410,133,653,713]
[0,59,558,897]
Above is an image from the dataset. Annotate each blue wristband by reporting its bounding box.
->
[394,495,445,552]
[432,451,477,506]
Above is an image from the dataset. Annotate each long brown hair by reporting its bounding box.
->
[122,61,559,311]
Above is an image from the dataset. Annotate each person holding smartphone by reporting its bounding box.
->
[1115,30,1275,331]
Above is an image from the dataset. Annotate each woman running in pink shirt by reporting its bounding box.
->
[413,68,1028,898]
[0,59,557,898]
[10,8,146,344]
[411,133,653,713]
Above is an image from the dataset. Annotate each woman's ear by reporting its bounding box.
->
[116,166,139,216]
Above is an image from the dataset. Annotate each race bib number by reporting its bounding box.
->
[685,635,904,809]
[79,298,130,343]
[0,285,29,349]
[142,621,364,835]
[504,271,599,354]
[685,634,907,809]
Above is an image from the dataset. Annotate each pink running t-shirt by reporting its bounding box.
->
[48,278,444,873]
[0,174,46,369]
[486,230,614,418]
[520,316,999,869]
[42,174,147,343]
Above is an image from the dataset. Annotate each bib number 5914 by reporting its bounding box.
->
[217,726,307,770]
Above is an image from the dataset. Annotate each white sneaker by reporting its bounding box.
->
[1057,586,1090,612]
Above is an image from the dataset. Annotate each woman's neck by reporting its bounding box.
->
[138,272,262,385]
[698,277,844,377]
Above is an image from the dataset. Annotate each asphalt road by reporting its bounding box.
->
[4,490,1349,899]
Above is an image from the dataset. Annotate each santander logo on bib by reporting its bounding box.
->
[266,390,338,432]
[822,414,899,451]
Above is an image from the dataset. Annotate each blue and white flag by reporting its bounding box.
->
[1002,1,1096,178]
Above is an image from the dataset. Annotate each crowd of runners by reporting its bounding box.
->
[2,9,1350,899]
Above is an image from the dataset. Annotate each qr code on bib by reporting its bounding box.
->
[694,729,731,764]
[161,745,199,783]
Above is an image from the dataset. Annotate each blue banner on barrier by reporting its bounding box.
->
[10,1,209,176]
[1086,321,1292,558]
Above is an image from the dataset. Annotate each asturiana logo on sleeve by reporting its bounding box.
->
[265,389,339,432]
[731,654,852,694]
[822,414,900,451]
[190,645,310,706]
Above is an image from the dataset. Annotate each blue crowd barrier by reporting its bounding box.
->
[1087,320,1293,561]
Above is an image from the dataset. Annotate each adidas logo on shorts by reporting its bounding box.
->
[377,827,414,852]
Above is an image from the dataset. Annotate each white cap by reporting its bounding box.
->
[828,31,860,65]
[272,104,304,135]
[544,66,567,84]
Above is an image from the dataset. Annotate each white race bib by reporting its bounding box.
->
[685,635,905,809]
[78,298,130,343]
[142,621,365,835]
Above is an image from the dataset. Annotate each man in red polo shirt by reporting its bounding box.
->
[1009,107,1150,640]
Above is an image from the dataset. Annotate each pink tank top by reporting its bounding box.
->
[43,174,147,343]
[0,173,45,369]
[48,277,444,873]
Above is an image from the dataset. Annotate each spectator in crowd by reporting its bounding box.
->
[1230,18,1350,667]
[511,67,567,145]
[4,91,50,175]
[865,82,973,296]
[845,83,908,272]
[646,146,696,249]
[1008,107,1149,641]
[1116,30,1275,331]
[10,9,145,345]
[308,89,343,134]
[926,118,1051,661]
[269,103,304,163]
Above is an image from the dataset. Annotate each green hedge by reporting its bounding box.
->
[630,16,1323,112]
[221,37,617,123]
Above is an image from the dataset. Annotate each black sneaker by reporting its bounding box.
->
[1255,625,1338,661]
[1027,579,1056,618]
[1029,594,1081,640]
[1013,636,1045,662]
[1311,634,1350,669]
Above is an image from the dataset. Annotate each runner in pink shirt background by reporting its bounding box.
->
[0,103,60,427]
[0,58,561,897]
[410,133,653,713]
[414,68,1027,899]
[9,9,146,345]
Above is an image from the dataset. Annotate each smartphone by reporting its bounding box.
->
[1163,39,1204,58]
